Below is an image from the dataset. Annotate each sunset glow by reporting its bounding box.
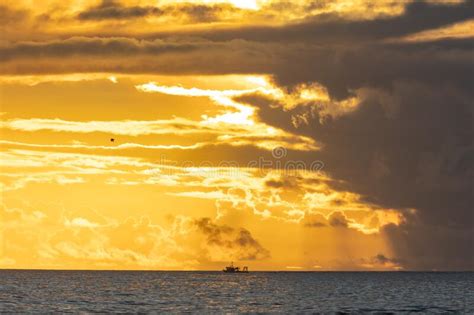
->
[1,0,473,272]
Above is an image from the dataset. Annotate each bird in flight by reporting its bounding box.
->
[110,138,115,142]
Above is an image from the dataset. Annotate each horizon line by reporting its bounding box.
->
[1,268,472,272]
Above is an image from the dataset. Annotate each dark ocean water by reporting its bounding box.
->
[0,271,472,313]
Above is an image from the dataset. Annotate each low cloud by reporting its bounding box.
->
[303,212,350,229]
[194,218,270,261]
[328,211,349,228]
[371,253,402,266]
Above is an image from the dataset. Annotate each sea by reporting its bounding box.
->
[0,270,472,313]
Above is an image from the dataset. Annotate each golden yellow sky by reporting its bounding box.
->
[1,0,473,271]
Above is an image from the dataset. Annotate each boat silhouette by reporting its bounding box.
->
[223,262,248,273]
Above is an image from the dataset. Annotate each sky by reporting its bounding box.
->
[0,0,472,271]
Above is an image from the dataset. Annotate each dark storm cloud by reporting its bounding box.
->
[194,218,270,260]
[2,38,471,101]
[0,37,281,76]
[1,1,473,85]
[275,39,473,99]
[222,2,473,270]
[78,0,162,20]
[167,0,474,42]
[382,219,473,270]
[248,79,473,270]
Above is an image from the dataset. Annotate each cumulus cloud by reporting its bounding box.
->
[0,201,270,269]
[328,211,349,228]
[371,253,402,266]
[194,218,270,261]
